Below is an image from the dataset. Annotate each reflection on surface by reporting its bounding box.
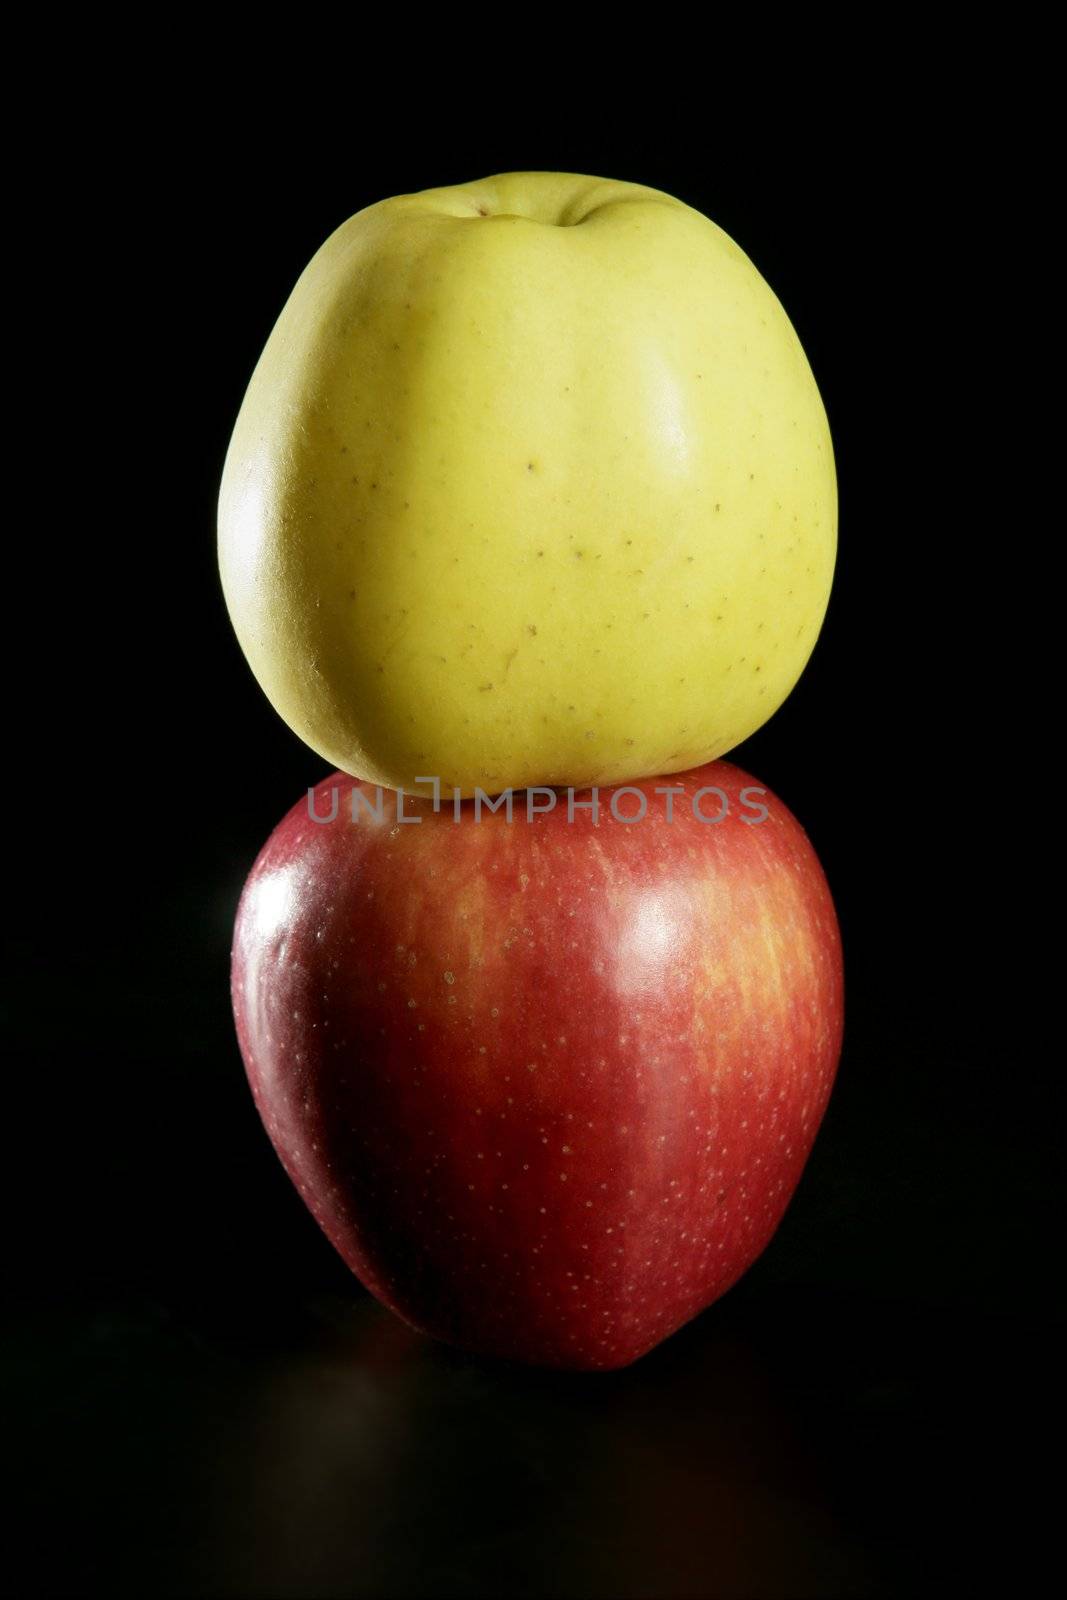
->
[208,1293,874,1599]
[9,1281,1048,1598]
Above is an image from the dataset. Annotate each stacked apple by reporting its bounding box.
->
[220,173,842,1369]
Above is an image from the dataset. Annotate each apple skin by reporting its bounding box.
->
[219,172,836,797]
[232,761,842,1370]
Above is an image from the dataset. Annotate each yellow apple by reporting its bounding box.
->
[219,172,836,796]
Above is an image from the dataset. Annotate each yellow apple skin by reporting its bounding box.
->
[219,173,836,796]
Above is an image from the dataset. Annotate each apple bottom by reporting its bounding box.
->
[232,761,843,1370]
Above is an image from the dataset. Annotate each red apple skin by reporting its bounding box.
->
[232,761,843,1370]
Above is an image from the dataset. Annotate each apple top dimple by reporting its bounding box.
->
[405,172,689,232]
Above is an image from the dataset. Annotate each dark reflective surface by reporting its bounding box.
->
[8,1276,1054,1598]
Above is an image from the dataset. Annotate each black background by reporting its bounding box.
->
[7,82,1054,1599]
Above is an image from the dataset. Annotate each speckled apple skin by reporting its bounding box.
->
[232,760,843,1370]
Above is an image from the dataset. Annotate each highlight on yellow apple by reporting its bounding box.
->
[219,172,836,797]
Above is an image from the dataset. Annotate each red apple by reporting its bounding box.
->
[232,761,843,1370]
